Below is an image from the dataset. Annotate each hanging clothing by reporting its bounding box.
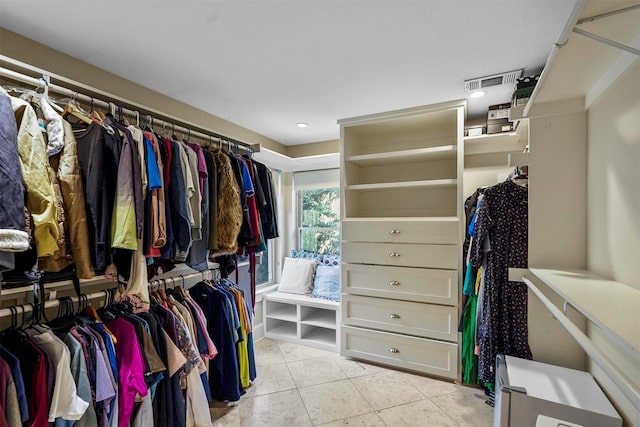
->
[73,121,119,272]
[28,330,90,422]
[168,140,192,262]
[470,180,532,384]
[0,93,28,256]
[254,161,279,239]
[210,151,242,256]
[189,281,241,402]
[38,120,95,278]
[3,88,59,258]
[202,151,219,252]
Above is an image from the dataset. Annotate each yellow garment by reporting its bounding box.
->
[4,89,59,257]
[475,266,483,295]
[229,287,250,389]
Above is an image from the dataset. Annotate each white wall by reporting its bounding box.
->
[587,59,640,290]
[586,59,640,427]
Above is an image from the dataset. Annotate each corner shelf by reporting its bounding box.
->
[528,268,640,358]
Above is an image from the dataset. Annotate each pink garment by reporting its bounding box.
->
[105,318,148,427]
[185,296,218,359]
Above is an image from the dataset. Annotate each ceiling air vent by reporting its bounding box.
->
[464,69,523,93]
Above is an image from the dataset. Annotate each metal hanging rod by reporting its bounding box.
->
[0,55,260,154]
[572,27,640,56]
[523,276,640,411]
[0,268,217,321]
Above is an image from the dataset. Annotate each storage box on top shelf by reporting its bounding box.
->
[511,74,540,107]
[487,122,514,134]
[487,103,513,134]
[487,103,511,123]
[464,125,486,137]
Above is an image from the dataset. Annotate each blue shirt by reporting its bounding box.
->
[0,345,28,423]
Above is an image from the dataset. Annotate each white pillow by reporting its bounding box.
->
[278,257,316,294]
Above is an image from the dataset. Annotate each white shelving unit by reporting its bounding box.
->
[263,291,340,352]
[339,100,464,380]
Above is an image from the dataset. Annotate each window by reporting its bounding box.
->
[298,188,340,255]
[256,239,273,285]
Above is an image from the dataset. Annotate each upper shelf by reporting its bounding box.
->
[345,145,457,166]
[529,268,640,357]
[345,178,457,192]
[464,133,526,155]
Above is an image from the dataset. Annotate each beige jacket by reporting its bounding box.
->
[38,121,95,278]
[6,90,59,257]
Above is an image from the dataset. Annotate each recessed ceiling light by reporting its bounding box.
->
[469,90,486,98]
[296,122,309,128]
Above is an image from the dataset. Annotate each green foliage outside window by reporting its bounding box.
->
[300,188,340,255]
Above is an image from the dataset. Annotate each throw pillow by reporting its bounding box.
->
[278,257,316,294]
[312,264,341,301]
[291,249,322,264]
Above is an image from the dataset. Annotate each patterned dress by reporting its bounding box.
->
[471,180,532,383]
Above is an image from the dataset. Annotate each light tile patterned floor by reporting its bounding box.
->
[209,338,494,427]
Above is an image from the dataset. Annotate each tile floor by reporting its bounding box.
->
[209,338,494,426]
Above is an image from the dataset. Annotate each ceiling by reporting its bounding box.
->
[0,1,579,146]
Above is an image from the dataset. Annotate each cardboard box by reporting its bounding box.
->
[487,103,512,123]
[464,126,486,137]
[487,122,513,134]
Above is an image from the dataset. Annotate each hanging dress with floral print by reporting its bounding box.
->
[470,179,532,384]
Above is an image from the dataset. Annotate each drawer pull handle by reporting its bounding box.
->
[389,252,400,257]
[389,229,401,235]
[389,314,401,319]
[389,348,400,353]
[389,281,400,286]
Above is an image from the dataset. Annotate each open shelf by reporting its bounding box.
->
[265,301,297,322]
[265,308,297,322]
[346,178,457,192]
[346,145,457,166]
[301,324,337,348]
[344,186,458,218]
[265,318,297,340]
[529,268,640,357]
[301,307,337,329]
[464,134,526,155]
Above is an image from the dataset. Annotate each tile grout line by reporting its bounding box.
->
[283,356,315,426]
[428,392,466,426]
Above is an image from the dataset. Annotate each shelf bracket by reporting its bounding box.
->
[572,3,640,56]
[572,27,640,56]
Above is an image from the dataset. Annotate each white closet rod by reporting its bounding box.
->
[0,55,260,154]
[0,269,215,320]
[523,276,640,411]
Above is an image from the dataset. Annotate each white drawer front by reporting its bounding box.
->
[342,263,458,305]
[341,326,458,380]
[342,242,458,269]
[342,219,459,244]
[342,294,458,341]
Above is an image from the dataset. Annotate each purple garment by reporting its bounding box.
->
[78,326,116,403]
[187,143,208,199]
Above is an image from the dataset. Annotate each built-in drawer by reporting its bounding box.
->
[342,219,459,244]
[342,294,458,341]
[342,263,458,305]
[341,325,458,380]
[342,242,458,270]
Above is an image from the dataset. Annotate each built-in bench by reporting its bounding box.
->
[262,290,340,352]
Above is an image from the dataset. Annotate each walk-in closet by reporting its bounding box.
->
[0,1,638,426]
